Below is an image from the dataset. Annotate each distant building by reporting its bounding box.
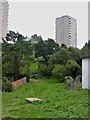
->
[0,0,8,42]
[55,15,77,47]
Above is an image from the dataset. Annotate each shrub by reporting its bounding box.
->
[65,60,81,79]
[2,77,12,92]
[30,71,39,79]
[52,64,65,82]
[39,63,54,77]
[48,48,71,65]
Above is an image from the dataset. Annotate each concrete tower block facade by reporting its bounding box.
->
[55,15,77,47]
[0,0,8,42]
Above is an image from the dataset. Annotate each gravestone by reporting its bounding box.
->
[75,75,81,84]
[68,81,77,90]
[65,76,78,90]
[26,98,42,103]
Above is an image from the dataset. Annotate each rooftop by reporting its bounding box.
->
[56,15,76,21]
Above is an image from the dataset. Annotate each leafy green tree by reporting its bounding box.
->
[30,34,42,44]
[81,40,90,57]
[2,31,32,81]
[68,47,81,66]
[52,60,81,81]
[34,38,48,63]
[39,63,54,77]
[2,77,12,92]
[48,48,71,65]
[52,64,66,82]
[34,37,60,64]
[65,60,81,79]
[45,38,59,56]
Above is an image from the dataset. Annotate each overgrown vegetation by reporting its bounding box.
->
[2,78,88,118]
[2,30,90,91]
[2,31,89,118]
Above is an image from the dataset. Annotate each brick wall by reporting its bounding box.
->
[11,77,26,90]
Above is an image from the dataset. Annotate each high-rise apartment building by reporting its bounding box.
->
[55,15,77,47]
[0,0,8,42]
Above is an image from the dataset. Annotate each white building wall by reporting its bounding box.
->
[82,58,90,89]
[88,58,90,88]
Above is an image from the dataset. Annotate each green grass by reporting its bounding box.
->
[30,62,38,72]
[2,78,88,118]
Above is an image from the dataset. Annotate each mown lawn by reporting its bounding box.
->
[2,78,88,119]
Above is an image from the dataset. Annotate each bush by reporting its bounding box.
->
[30,71,39,79]
[39,63,54,77]
[65,60,81,79]
[48,48,71,65]
[52,64,66,82]
[2,77,12,92]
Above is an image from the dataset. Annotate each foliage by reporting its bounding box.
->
[30,34,42,44]
[29,62,39,79]
[68,47,81,66]
[65,60,81,79]
[52,60,81,81]
[2,30,88,93]
[81,40,90,56]
[2,31,33,81]
[48,48,71,65]
[52,64,66,82]
[34,38,48,63]
[45,38,60,56]
[80,40,90,75]
[2,77,12,92]
[34,38,60,64]
[39,63,54,77]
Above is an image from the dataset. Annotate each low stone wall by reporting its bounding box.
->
[11,77,26,90]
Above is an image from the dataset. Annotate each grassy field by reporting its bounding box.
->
[2,78,88,119]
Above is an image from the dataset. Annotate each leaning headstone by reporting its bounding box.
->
[65,76,78,90]
[73,81,78,89]
[75,75,81,84]
[26,98,42,103]
[68,81,77,90]
[65,76,74,84]
[23,77,26,83]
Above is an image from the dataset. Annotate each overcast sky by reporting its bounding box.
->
[8,2,88,48]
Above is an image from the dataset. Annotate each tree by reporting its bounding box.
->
[81,40,90,57]
[30,34,42,44]
[68,47,81,66]
[34,37,60,64]
[52,64,66,82]
[34,38,48,63]
[65,60,81,79]
[39,63,54,77]
[2,31,33,81]
[48,48,71,65]
[45,38,59,56]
